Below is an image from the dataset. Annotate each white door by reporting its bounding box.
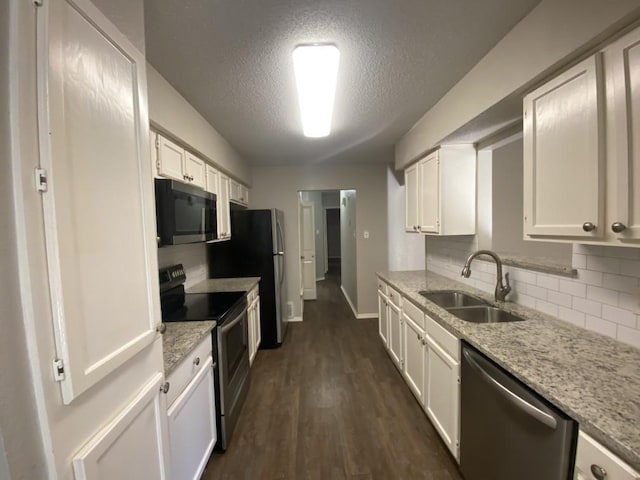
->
[73,373,170,479]
[405,163,419,232]
[167,358,217,480]
[609,27,640,242]
[388,302,402,368]
[38,0,159,403]
[418,152,440,233]
[377,291,389,346]
[523,55,605,238]
[425,337,460,460]
[157,134,185,182]
[184,151,206,188]
[403,315,426,403]
[300,201,317,300]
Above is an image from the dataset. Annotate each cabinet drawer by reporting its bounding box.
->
[166,335,213,407]
[402,298,425,331]
[377,278,388,295]
[387,286,401,307]
[575,431,639,480]
[425,315,459,362]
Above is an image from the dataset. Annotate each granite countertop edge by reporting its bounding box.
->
[163,321,217,376]
[377,269,640,472]
[187,277,261,294]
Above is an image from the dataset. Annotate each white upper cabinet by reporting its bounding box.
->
[157,135,186,182]
[523,55,605,238]
[218,173,231,239]
[229,178,249,206]
[405,146,476,236]
[184,151,206,188]
[205,164,219,195]
[607,26,640,243]
[39,0,160,403]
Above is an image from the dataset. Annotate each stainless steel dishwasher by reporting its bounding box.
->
[460,342,577,480]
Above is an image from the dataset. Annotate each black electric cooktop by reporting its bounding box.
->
[162,290,246,323]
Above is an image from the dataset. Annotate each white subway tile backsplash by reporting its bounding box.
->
[577,269,604,287]
[558,307,586,327]
[602,304,637,328]
[617,325,640,349]
[547,290,573,308]
[586,285,619,306]
[586,255,620,274]
[559,279,587,298]
[572,297,602,317]
[425,239,640,349]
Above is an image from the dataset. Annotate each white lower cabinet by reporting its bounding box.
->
[402,315,426,403]
[574,431,640,480]
[166,337,217,480]
[73,373,170,479]
[388,300,403,369]
[377,290,389,346]
[424,336,460,460]
[248,285,261,366]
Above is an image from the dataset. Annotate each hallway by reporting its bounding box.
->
[203,273,462,479]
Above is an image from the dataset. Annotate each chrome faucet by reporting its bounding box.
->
[461,250,511,302]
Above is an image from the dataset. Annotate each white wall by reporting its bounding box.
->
[147,64,251,185]
[340,190,358,309]
[386,165,425,270]
[396,0,640,167]
[157,243,209,289]
[1,2,47,478]
[250,163,388,319]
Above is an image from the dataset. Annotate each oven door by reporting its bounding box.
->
[217,303,250,417]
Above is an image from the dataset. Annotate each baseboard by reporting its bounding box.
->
[316,276,325,281]
[340,285,358,319]
[357,312,378,319]
[288,316,303,323]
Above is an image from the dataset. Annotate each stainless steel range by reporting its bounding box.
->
[159,264,250,451]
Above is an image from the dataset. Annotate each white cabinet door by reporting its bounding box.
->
[157,135,186,182]
[405,162,419,232]
[609,27,640,242]
[206,165,219,195]
[184,151,206,188]
[418,152,440,234]
[254,296,261,351]
[425,337,460,460]
[168,357,217,480]
[402,315,426,404]
[38,0,159,403]
[218,174,231,239]
[241,185,249,205]
[377,291,389,346]
[574,431,640,480]
[523,55,605,238]
[388,302,403,368]
[73,373,170,479]
[248,301,257,366]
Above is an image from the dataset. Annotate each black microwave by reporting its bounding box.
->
[155,178,217,246]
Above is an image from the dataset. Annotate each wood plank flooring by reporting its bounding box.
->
[203,271,462,480]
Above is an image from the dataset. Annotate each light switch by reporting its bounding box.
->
[364,230,369,239]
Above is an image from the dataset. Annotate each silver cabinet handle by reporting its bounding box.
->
[590,464,607,480]
[611,222,627,233]
[156,323,166,334]
[160,382,170,394]
[583,222,596,232]
[194,357,201,366]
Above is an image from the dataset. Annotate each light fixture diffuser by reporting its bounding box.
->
[292,44,340,138]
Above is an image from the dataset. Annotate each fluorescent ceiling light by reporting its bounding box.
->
[292,44,340,138]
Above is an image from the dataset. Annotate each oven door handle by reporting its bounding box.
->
[220,305,248,334]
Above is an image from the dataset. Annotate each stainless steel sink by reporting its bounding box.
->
[447,306,525,324]
[419,290,489,309]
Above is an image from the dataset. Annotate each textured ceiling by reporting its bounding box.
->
[144,0,541,166]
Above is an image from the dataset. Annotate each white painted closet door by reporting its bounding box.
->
[418,152,440,234]
[38,0,159,403]
[610,27,640,242]
[523,55,605,238]
[73,373,169,479]
[301,201,317,300]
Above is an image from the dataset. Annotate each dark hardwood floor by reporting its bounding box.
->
[203,268,462,480]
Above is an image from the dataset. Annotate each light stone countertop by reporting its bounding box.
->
[377,269,640,472]
[162,321,216,375]
[187,277,260,294]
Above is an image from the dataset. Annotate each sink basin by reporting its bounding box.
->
[419,290,489,309]
[447,306,525,324]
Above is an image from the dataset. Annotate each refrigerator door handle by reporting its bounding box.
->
[463,349,557,430]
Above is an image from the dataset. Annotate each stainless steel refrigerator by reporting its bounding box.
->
[208,208,288,348]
